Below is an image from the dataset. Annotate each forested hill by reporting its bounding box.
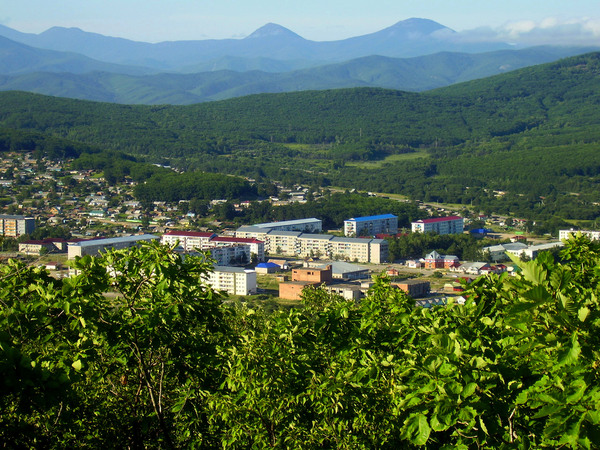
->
[1,52,600,220]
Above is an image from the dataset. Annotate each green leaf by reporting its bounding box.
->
[578,307,590,322]
[462,382,477,398]
[557,334,581,367]
[405,413,431,446]
[72,359,83,371]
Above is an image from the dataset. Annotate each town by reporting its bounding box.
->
[0,152,580,305]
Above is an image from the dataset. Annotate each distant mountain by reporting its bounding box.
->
[0,46,595,104]
[0,35,155,75]
[0,19,511,71]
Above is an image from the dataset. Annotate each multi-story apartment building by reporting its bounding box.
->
[264,231,302,256]
[411,216,464,235]
[209,236,265,262]
[328,237,371,263]
[203,266,257,296]
[207,244,251,266]
[297,234,333,258]
[235,225,389,263]
[0,214,35,237]
[559,229,600,241]
[161,231,216,251]
[344,214,398,237]
[368,238,389,264]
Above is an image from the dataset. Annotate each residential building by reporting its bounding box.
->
[368,238,389,264]
[344,214,398,237]
[264,230,302,256]
[203,266,257,296]
[329,237,372,262]
[411,216,464,235]
[67,234,158,259]
[297,234,333,258]
[252,218,322,233]
[161,231,216,251]
[234,227,389,264]
[234,226,270,242]
[209,236,265,262]
[559,229,600,241]
[423,251,460,269]
[207,244,251,266]
[0,215,35,237]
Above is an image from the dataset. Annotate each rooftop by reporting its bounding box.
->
[253,218,322,228]
[346,214,397,222]
[415,216,463,224]
[69,234,158,248]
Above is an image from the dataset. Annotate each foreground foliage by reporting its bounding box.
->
[1,236,599,448]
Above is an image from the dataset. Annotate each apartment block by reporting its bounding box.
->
[411,216,464,235]
[0,214,35,237]
[297,234,333,258]
[161,231,216,251]
[344,214,398,237]
[559,229,600,241]
[203,266,257,296]
[209,236,265,262]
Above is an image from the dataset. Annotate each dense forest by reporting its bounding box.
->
[1,53,600,221]
[2,236,599,447]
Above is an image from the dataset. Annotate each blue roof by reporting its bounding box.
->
[256,262,280,269]
[347,214,397,222]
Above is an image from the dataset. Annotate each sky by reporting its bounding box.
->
[1,0,599,45]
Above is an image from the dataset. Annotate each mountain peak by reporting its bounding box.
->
[384,18,454,35]
[246,23,304,40]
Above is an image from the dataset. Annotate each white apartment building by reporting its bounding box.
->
[411,216,464,235]
[329,237,372,263]
[203,266,257,296]
[209,236,265,262]
[207,244,251,266]
[368,239,389,264]
[264,231,302,256]
[559,229,600,241]
[297,234,334,258]
[161,231,217,251]
[344,214,398,237]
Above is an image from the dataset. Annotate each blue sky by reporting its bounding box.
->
[1,0,599,45]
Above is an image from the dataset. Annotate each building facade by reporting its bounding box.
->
[411,216,464,235]
[161,231,217,251]
[203,266,257,296]
[344,214,398,237]
[209,236,265,262]
[559,229,600,241]
[0,215,35,237]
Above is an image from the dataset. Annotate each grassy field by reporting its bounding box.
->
[345,150,430,169]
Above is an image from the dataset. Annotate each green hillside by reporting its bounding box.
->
[1,52,600,220]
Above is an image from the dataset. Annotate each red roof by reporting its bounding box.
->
[164,231,215,238]
[417,216,463,224]
[211,237,263,244]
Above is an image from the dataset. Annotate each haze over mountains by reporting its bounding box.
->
[0,18,597,104]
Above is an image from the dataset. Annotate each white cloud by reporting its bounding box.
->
[451,17,600,46]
